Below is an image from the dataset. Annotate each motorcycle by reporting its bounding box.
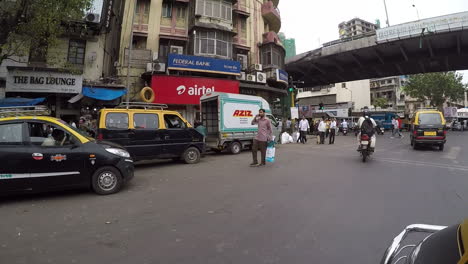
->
[380,222,466,264]
[376,125,385,135]
[343,127,348,136]
[357,133,373,162]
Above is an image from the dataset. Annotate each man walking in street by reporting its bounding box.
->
[298,116,310,144]
[391,116,403,138]
[329,118,337,144]
[285,118,292,134]
[318,117,327,144]
[251,109,272,167]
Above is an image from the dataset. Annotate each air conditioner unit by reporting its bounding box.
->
[153,62,166,72]
[85,13,100,23]
[236,72,246,81]
[253,64,263,71]
[256,72,266,83]
[170,46,184,54]
[236,54,248,70]
[246,74,256,82]
[146,62,166,72]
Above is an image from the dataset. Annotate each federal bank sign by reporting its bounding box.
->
[6,68,82,94]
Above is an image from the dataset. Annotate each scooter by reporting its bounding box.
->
[342,127,348,136]
[376,126,385,135]
[357,133,373,162]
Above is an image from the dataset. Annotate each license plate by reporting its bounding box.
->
[361,141,369,144]
[424,131,437,136]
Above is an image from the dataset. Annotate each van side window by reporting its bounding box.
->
[134,113,159,129]
[164,114,186,129]
[106,113,129,129]
[0,123,23,145]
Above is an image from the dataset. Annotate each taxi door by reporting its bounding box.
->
[161,113,193,158]
[26,121,87,190]
[0,121,32,193]
[128,112,164,160]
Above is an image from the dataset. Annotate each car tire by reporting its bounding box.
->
[413,143,418,150]
[183,147,201,164]
[92,166,123,195]
[410,139,414,146]
[439,144,445,151]
[229,142,242,154]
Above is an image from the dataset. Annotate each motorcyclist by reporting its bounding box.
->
[357,106,377,151]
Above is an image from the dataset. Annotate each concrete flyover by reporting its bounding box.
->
[286,11,468,87]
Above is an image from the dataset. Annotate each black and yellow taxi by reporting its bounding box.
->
[0,107,134,195]
[410,109,447,150]
[97,103,205,164]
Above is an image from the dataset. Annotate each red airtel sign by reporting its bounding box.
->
[151,75,239,105]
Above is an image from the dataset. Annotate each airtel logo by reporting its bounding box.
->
[176,85,216,96]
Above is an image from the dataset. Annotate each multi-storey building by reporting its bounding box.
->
[117,0,287,122]
[370,76,407,111]
[0,0,126,119]
[338,18,378,38]
[278,32,296,59]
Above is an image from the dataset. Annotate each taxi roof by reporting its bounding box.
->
[415,110,443,114]
[0,115,61,123]
[99,108,182,115]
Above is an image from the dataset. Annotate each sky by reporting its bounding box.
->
[278,0,468,83]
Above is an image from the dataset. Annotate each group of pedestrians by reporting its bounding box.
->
[294,116,340,145]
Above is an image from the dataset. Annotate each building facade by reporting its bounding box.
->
[338,18,378,39]
[117,0,287,123]
[370,76,407,111]
[278,32,296,59]
[296,80,371,118]
[0,0,126,120]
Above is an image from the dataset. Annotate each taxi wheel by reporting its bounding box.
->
[439,144,445,151]
[183,147,201,164]
[92,166,123,195]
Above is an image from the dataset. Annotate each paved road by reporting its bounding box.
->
[1,131,468,264]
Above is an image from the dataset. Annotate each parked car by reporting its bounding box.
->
[97,103,205,163]
[410,110,447,151]
[0,107,134,195]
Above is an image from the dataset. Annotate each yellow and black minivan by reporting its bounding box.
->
[97,103,205,164]
[410,110,447,150]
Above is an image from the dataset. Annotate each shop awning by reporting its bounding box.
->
[82,86,127,101]
[0,97,45,107]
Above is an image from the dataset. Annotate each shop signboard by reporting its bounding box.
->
[167,54,241,76]
[151,75,239,105]
[276,69,288,84]
[6,68,82,94]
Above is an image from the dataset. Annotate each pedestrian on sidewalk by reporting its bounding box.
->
[329,118,337,144]
[250,109,272,167]
[391,116,403,138]
[318,117,327,144]
[298,116,310,144]
[285,118,292,134]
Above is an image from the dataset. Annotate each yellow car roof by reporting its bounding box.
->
[99,108,182,115]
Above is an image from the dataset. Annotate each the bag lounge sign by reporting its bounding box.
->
[6,68,82,94]
[167,54,241,76]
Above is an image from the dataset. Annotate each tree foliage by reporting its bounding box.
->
[373,97,388,109]
[403,72,466,108]
[0,0,92,64]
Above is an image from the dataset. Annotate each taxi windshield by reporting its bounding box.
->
[419,113,442,125]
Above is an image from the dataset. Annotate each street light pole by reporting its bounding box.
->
[412,4,420,20]
[383,0,390,27]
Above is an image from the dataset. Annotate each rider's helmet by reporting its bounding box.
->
[362,106,370,117]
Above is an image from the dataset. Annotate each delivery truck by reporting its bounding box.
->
[200,92,281,154]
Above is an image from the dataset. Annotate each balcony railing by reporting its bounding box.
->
[261,1,281,33]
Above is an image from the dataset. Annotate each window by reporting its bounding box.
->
[134,114,159,129]
[261,45,285,69]
[105,113,129,129]
[164,114,186,129]
[194,30,232,58]
[0,123,23,145]
[28,122,75,147]
[196,0,232,21]
[380,81,385,85]
[341,83,346,88]
[159,44,170,61]
[387,80,392,84]
[67,40,86,65]
[419,113,442,125]
[162,2,172,18]
[136,0,150,24]
[176,6,186,20]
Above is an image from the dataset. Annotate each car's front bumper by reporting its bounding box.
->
[116,158,134,182]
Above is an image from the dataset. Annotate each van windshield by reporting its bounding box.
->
[419,113,442,125]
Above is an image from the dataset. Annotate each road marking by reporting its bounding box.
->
[376,157,468,172]
[443,146,461,160]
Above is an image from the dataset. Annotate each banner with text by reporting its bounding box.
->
[167,54,241,75]
[6,68,82,94]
